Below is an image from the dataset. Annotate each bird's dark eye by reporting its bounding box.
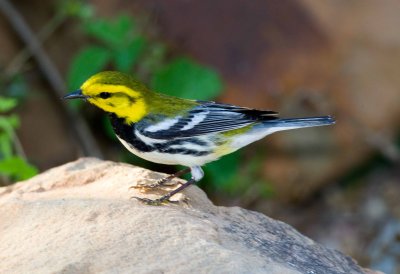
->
[99,92,111,99]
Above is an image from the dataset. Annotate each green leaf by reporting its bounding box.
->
[59,0,93,19]
[203,151,274,197]
[6,114,19,128]
[0,133,12,158]
[84,15,135,49]
[0,156,38,181]
[0,115,19,135]
[0,97,18,112]
[151,57,223,101]
[67,46,111,90]
[113,37,147,72]
[204,152,240,192]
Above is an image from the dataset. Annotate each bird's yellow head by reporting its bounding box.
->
[63,71,149,124]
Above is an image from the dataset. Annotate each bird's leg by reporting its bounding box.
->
[132,166,203,205]
[131,167,191,190]
[155,167,191,186]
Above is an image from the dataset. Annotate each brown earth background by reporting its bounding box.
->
[1,1,400,273]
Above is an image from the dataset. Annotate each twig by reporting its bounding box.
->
[12,131,27,160]
[5,12,66,77]
[0,0,103,158]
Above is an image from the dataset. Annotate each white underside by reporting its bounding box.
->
[117,125,302,167]
[229,126,299,149]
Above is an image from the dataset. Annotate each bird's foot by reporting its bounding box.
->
[131,178,196,206]
[131,196,178,206]
[130,182,159,190]
[130,177,182,190]
[155,176,183,186]
[130,168,191,191]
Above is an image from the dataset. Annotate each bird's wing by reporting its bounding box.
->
[137,101,278,139]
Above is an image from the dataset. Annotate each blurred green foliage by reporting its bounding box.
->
[201,152,273,198]
[64,2,269,195]
[0,83,38,183]
[68,46,111,90]
[67,15,147,90]
[66,13,223,99]
[0,157,38,182]
[58,0,93,19]
[151,57,223,100]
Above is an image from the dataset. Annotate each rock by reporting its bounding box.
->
[0,158,375,274]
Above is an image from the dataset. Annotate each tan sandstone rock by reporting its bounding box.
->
[0,158,373,274]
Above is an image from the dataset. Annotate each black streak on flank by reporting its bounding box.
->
[109,114,211,156]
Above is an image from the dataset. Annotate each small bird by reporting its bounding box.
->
[63,71,334,205]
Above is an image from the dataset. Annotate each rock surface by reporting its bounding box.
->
[0,158,374,274]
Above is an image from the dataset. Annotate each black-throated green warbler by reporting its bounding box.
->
[63,71,335,205]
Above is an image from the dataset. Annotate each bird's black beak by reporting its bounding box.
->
[62,89,88,100]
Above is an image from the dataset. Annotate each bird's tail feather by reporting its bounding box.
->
[228,116,334,151]
[265,116,335,130]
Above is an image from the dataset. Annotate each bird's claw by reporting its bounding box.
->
[130,178,181,190]
[130,183,160,190]
[131,196,178,206]
[155,178,169,186]
[155,178,183,187]
[132,197,164,205]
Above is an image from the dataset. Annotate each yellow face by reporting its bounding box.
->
[80,76,147,124]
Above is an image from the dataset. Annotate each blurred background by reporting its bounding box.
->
[1,0,400,272]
